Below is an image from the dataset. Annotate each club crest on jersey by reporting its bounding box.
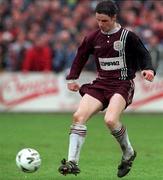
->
[113,40,123,51]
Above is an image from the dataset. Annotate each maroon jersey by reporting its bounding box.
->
[66,27,155,80]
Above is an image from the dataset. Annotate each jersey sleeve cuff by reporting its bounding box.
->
[66,79,78,83]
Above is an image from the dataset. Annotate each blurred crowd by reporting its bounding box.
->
[0,0,163,75]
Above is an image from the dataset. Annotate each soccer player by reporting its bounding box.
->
[58,0,155,178]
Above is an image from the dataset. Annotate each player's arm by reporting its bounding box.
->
[66,36,94,80]
[66,36,94,91]
[129,32,155,82]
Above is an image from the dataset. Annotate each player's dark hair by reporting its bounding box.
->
[95,0,119,17]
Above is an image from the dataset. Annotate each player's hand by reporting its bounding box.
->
[67,82,80,92]
[141,70,154,82]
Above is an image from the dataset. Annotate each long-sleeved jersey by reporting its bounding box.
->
[66,27,155,81]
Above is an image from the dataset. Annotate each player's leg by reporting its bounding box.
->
[68,94,103,163]
[104,93,136,177]
[59,94,103,175]
[105,93,134,159]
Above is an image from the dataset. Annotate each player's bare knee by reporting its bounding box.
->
[73,112,85,124]
[104,115,117,129]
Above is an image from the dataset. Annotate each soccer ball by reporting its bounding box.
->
[16,148,41,173]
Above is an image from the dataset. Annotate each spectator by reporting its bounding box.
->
[146,33,162,71]
[7,30,31,71]
[52,41,65,73]
[22,34,52,72]
[52,30,71,72]
[0,42,6,71]
[65,42,77,70]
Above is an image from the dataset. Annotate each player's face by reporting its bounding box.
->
[95,13,116,32]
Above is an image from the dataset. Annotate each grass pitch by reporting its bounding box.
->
[0,113,163,180]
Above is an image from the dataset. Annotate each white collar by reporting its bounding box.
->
[101,23,121,35]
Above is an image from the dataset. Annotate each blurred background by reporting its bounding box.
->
[0,0,163,112]
[0,0,162,73]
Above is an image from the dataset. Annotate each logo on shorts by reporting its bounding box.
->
[113,41,123,51]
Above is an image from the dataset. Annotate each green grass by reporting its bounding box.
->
[0,113,163,180]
